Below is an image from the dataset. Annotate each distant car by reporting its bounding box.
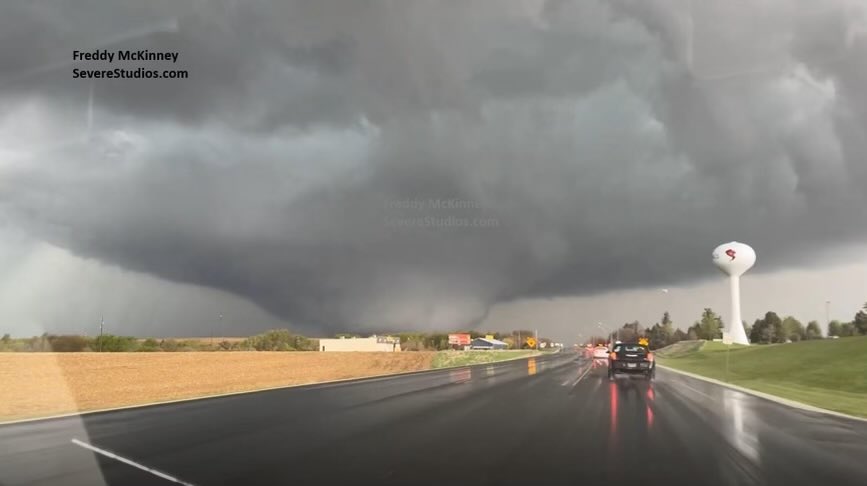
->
[608,343,655,380]
[592,345,609,359]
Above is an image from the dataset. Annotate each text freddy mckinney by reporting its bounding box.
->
[73,50,179,63]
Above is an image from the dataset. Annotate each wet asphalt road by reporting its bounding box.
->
[2,351,866,486]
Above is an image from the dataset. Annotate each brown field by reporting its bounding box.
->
[0,352,436,421]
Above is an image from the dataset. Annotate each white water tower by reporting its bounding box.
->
[712,241,755,345]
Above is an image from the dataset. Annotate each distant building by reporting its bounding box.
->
[448,333,471,349]
[469,337,508,350]
[319,335,401,352]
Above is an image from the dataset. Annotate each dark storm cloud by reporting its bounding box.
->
[2,0,867,332]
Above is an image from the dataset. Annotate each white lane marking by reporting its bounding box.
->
[679,382,715,401]
[71,438,196,486]
[564,364,593,387]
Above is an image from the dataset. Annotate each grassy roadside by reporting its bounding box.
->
[431,350,540,369]
[657,337,867,418]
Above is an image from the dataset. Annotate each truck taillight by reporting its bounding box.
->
[609,352,617,360]
[646,353,654,361]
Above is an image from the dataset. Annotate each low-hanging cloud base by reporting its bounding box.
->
[2,1,866,333]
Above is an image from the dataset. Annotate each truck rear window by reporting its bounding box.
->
[614,345,647,354]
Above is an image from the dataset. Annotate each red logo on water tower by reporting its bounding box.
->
[725,249,736,261]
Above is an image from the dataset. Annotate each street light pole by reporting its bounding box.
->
[597,322,613,346]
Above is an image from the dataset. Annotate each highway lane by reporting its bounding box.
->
[2,351,867,486]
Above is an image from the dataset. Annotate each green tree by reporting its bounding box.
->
[646,323,664,349]
[828,320,843,337]
[853,303,867,335]
[617,321,642,342]
[661,311,673,331]
[645,313,676,349]
[768,312,785,343]
[840,322,857,337]
[750,312,783,344]
[696,308,722,340]
[424,333,450,351]
[658,312,674,347]
[782,316,806,342]
[1,333,10,344]
[805,321,822,340]
[750,318,765,343]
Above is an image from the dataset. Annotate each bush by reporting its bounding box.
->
[244,329,296,351]
[46,335,90,352]
[240,329,318,351]
[92,334,138,352]
[160,339,180,351]
[218,340,241,351]
[28,335,51,352]
[137,338,161,352]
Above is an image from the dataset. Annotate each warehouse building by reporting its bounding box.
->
[469,337,508,350]
[318,335,402,352]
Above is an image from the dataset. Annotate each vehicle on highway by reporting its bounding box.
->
[592,344,609,359]
[608,342,655,380]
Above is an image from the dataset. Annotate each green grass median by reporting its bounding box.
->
[657,337,867,418]
[431,350,540,369]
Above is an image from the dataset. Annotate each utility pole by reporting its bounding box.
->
[534,329,539,350]
[98,314,104,352]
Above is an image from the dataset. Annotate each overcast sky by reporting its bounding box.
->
[1,1,866,341]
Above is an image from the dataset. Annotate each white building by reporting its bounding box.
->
[469,337,508,350]
[318,335,402,352]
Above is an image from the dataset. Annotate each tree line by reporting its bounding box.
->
[0,330,320,352]
[588,301,867,349]
[0,328,550,352]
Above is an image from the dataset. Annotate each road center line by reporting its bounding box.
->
[569,363,593,387]
[71,438,196,486]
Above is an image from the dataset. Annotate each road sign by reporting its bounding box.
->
[526,337,537,348]
[638,337,649,346]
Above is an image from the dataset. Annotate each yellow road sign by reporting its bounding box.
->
[638,337,649,346]
[526,337,537,348]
